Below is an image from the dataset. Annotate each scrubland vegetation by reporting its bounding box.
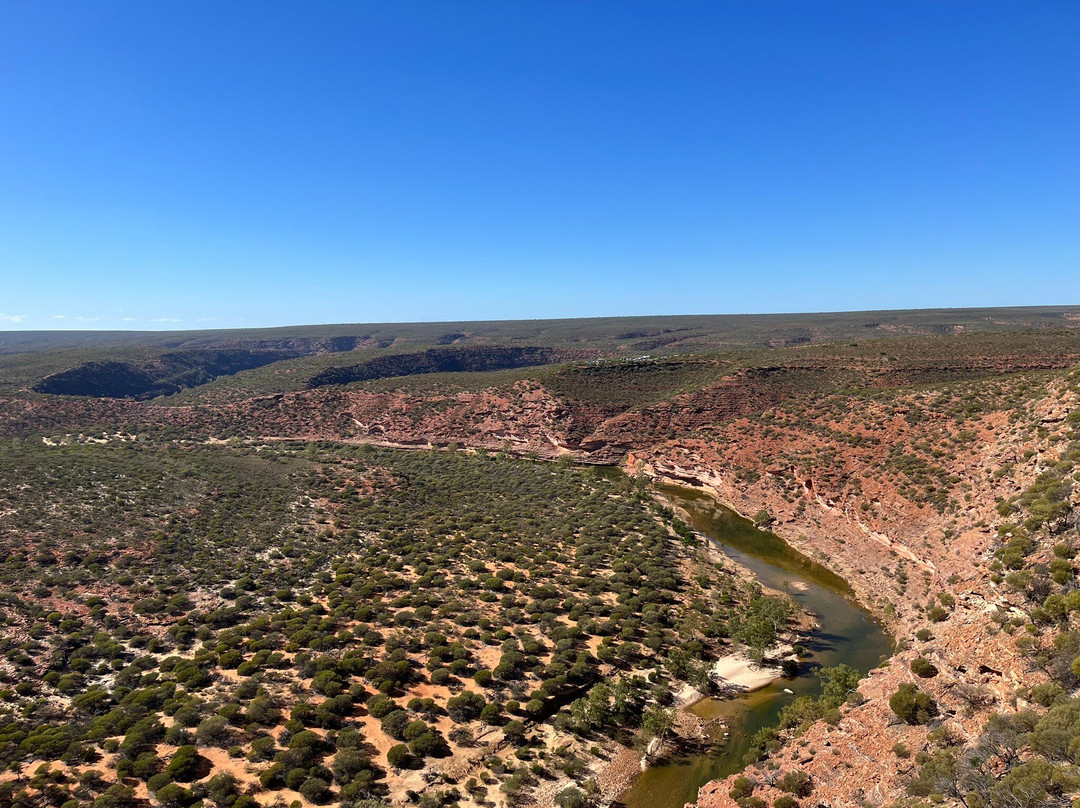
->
[884,373,1080,808]
[0,441,794,808]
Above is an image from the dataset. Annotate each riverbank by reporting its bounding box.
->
[532,501,811,808]
[614,481,892,808]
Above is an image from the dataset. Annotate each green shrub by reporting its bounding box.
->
[729,776,754,800]
[927,606,949,623]
[890,683,937,725]
[910,657,938,678]
[776,770,811,797]
[164,745,201,782]
[387,744,410,769]
[555,786,589,808]
[299,777,331,803]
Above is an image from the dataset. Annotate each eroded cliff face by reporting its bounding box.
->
[1,381,577,449]
[30,335,377,399]
[32,351,300,399]
[624,380,1079,808]
[305,346,588,389]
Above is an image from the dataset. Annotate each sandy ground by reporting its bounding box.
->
[711,653,782,692]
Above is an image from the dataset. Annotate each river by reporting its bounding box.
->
[617,481,893,808]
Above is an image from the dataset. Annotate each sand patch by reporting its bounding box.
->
[711,653,781,692]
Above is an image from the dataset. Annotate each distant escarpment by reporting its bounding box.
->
[306,346,584,389]
[34,350,300,399]
[34,336,368,399]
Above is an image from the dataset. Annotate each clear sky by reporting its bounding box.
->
[1,1,1077,330]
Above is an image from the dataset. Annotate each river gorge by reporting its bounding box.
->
[618,482,893,808]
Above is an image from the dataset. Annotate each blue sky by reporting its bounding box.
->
[1,1,1077,330]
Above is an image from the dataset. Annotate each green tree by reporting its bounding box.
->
[819,664,862,706]
[641,705,674,743]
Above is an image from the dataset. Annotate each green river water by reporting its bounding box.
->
[617,481,893,808]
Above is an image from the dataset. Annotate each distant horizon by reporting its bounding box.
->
[3,303,1080,335]
[7,297,1080,333]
